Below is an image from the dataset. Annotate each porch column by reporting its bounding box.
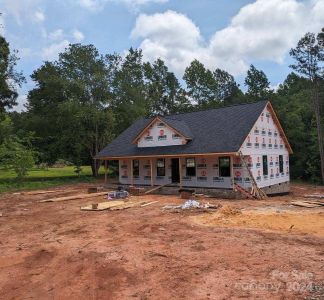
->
[130,159,134,186]
[179,157,182,188]
[104,160,108,184]
[231,155,235,190]
[150,159,154,186]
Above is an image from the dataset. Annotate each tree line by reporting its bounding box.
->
[0,29,323,183]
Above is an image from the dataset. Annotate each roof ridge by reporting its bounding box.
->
[148,100,268,120]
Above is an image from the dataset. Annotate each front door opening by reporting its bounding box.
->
[171,158,180,183]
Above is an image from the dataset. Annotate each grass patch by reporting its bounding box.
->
[0,166,112,193]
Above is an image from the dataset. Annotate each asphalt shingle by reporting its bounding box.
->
[96,101,268,158]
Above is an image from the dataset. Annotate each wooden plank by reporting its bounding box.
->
[144,183,169,195]
[110,201,147,211]
[303,200,324,206]
[291,201,322,208]
[80,200,125,211]
[141,201,159,207]
[39,192,108,203]
[150,159,154,187]
[23,189,72,195]
[303,194,324,199]
[104,160,108,184]
[238,151,267,199]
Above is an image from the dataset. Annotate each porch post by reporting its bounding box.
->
[179,157,182,188]
[130,159,134,186]
[150,159,154,186]
[104,160,108,184]
[231,155,235,190]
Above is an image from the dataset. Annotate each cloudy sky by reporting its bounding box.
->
[1,0,324,111]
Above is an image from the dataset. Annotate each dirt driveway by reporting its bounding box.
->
[0,184,323,299]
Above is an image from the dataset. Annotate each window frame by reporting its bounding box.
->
[133,159,139,177]
[262,155,268,176]
[186,157,196,177]
[156,158,166,177]
[279,155,284,173]
[219,156,231,177]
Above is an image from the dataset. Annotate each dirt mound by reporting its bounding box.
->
[218,205,242,217]
[193,210,324,237]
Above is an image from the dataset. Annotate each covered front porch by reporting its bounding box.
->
[102,153,253,191]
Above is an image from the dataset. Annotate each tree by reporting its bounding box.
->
[26,44,114,176]
[144,58,190,116]
[289,30,324,184]
[109,48,148,134]
[213,68,244,105]
[183,60,219,108]
[0,115,35,179]
[0,36,25,112]
[244,64,272,102]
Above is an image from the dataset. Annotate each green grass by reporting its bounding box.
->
[0,166,111,194]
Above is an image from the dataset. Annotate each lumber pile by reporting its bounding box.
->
[39,191,108,203]
[144,183,169,195]
[233,183,255,199]
[303,194,324,199]
[291,200,324,208]
[80,200,149,211]
[238,151,267,200]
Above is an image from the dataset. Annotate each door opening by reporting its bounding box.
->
[171,158,180,183]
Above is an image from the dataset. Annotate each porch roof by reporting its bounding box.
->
[96,101,268,159]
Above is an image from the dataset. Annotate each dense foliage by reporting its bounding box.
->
[0,30,323,182]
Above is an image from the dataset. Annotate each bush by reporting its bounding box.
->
[0,137,35,180]
[52,159,74,168]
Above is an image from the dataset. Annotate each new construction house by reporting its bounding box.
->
[96,101,292,198]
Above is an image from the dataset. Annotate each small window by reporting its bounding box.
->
[279,155,284,173]
[133,160,139,177]
[156,158,165,176]
[219,156,231,177]
[262,155,268,176]
[186,158,196,177]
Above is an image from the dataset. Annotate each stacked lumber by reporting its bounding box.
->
[238,151,267,200]
[80,200,149,211]
[233,183,255,199]
[39,192,108,203]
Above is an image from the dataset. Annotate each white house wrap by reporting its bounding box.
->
[96,101,292,196]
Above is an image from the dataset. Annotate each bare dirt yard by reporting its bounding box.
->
[0,183,323,300]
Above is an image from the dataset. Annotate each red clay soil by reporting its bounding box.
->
[0,183,323,300]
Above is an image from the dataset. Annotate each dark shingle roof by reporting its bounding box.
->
[96,101,268,158]
[160,117,193,139]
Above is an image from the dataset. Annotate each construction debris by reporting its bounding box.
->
[39,191,108,203]
[163,200,220,210]
[303,194,324,199]
[291,201,322,208]
[22,189,69,195]
[88,187,104,193]
[80,201,125,211]
[80,200,147,211]
[128,186,145,196]
[238,151,267,200]
[107,190,129,200]
[141,201,159,207]
[144,184,169,195]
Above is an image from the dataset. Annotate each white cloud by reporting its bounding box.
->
[77,0,168,12]
[132,0,324,76]
[19,48,33,58]
[13,94,27,112]
[1,0,45,25]
[42,40,70,61]
[72,29,85,42]
[34,10,45,23]
[49,29,65,41]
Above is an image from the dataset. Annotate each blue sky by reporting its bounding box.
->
[1,0,324,111]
